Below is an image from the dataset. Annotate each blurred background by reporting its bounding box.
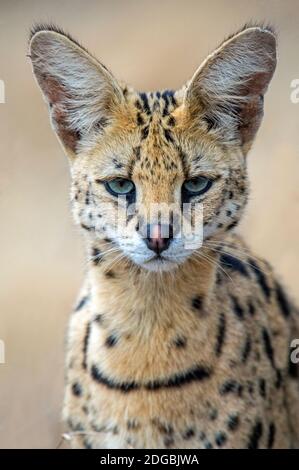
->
[0,0,299,449]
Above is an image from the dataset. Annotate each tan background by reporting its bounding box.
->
[0,0,299,449]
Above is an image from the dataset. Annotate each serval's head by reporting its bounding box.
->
[29,23,276,272]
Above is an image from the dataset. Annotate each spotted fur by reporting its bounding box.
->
[29,23,299,449]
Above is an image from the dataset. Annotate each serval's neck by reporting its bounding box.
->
[86,240,218,337]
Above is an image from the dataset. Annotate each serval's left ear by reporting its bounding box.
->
[29,24,124,158]
[184,25,277,155]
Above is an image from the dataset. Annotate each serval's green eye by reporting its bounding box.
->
[104,178,135,196]
[183,176,212,196]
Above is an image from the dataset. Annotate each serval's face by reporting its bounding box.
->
[29,24,276,272]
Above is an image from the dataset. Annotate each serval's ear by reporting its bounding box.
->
[29,24,123,157]
[184,25,277,155]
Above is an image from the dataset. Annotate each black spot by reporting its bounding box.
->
[227,414,239,431]
[247,381,254,396]
[94,314,103,324]
[231,296,244,319]
[226,210,232,217]
[137,112,144,126]
[241,335,252,363]
[258,378,266,398]
[105,270,115,278]
[82,322,91,369]
[220,253,249,277]
[83,438,92,449]
[75,296,89,312]
[226,220,238,231]
[105,334,118,348]
[141,126,149,139]
[215,431,227,447]
[67,418,85,432]
[164,436,174,447]
[164,128,175,144]
[215,313,226,356]
[248,301,255,316]
[204,441,213,449]
[247,420,263,449]
[173,336,187,348]
[91,247,102,265]
[192,296,203,311]
[152,419,174,435]
[182,428,195,440]
[72,382,82,397]
[220,380,243,396]
[267,422,276,449]
[228,191,234,199]
[209,409,218,421]
[112,158,123,169]
[275,282,291,318]
[127,419,140,431]
[249,259,271,300]
[168,116,176,127]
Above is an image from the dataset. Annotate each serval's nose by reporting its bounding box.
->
[144,224,173,254]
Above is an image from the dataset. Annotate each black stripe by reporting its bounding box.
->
[231,296,244,319]
[241,335,252,363]
[74,296,89,312]
[262,328,275,368]
[80,223,95,232]
[91,364,212,393]
[215,313,226,356]
[275,282,291,318]
[139,92,151,115]
[249,259,271,300]
[91,365,138,392]
[146,365,211,390]
[247,420,263,449]
[164,128,175,144]
[267,422,276,449]
[82,322,91,369]
[220,253,249,277]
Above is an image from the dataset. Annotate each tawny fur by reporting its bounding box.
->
[29,23,299,449]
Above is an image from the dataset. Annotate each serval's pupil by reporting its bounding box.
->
[30,22,299,449]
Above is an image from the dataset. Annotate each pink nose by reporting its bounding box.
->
[145,224,173,254]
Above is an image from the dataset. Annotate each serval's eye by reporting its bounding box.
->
[183,176,212,197]
[104,178,135,197]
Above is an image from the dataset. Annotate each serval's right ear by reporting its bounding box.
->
[29,24,123,158]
